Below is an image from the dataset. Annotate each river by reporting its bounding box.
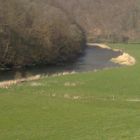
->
[0,46,122,81]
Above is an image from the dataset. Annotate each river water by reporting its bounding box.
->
[0,46,122,81]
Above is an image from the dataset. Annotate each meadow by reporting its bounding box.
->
[0,44,140,140]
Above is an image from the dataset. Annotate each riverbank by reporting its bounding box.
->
[87,43,136,66]
[0,44,122,88]
[0,43,136,88]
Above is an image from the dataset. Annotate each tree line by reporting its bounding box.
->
[50,0,140,43]
[0,0,139,69]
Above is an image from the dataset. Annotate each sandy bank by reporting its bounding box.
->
[0,75,41,89]
[0,71,76,89]
[87,43,111,49]
[111,53,136,66]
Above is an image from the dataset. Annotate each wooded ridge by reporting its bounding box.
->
[0,0,139,69]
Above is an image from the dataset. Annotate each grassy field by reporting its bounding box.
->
[0,44,140,140]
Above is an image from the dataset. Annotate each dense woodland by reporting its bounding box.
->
[0,0,86,69]
[48,0,140,42]
[0,0,140,69]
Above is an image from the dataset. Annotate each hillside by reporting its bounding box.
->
[0,0,86,69]
[48,0,140,42]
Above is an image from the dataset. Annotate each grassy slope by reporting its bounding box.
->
[0,44,140,140]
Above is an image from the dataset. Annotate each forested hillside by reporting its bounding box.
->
[0,0,139,69]
[49,0,140,42]
[0,0,85,69]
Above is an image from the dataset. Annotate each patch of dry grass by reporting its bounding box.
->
[111,53,136,66]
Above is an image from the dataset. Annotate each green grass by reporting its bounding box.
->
[0,43,140,140]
